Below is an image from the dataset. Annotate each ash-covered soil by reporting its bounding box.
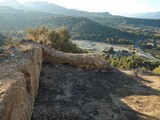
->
[32,63,160,120]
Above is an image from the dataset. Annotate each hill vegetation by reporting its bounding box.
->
[26,26,82,53]
[24,1,160,27]
[0,3,160,44]
[0,6,136,42]
[125,11,160,19]
[153,66,160,74]
[23,1,160,28]
[93,16,160,28]
[105,55,160,71]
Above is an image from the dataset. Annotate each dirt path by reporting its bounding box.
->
[32,63,160,120]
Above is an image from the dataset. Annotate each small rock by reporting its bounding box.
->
[11,53,15,57]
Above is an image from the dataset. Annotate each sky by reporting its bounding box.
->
[0,0,160,15]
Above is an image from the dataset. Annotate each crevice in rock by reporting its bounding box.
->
[23,72,32,94]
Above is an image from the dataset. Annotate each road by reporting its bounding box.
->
[137,47,160,62]
[72,40,160,62]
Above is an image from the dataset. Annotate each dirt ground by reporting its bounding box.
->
[32,63,160,120]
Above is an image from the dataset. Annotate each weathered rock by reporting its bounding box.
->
[0,44,42,120]
[0,41,113,120]
[42,44,113,71]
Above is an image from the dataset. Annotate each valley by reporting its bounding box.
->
[72,40,160,62]
[72,40,130,53]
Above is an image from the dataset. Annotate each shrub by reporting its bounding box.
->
[105,55,160,71]
[26,26,83,53]
[107,47,114,54]
[153,66,160,74]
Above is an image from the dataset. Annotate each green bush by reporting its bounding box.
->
[107,47,114,54]
[26,26,83,53]
[105,55,160,71]
[153,66,160,74]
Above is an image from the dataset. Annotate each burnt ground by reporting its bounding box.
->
[31,63,160,120]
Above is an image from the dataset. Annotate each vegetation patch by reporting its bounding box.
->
[153,66,160,75]
[26,26,83,53]
[104,55,160,71]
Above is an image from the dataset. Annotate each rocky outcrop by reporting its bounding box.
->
[0,41,113,120]
[42,44,112,70]
[0,44,42,120]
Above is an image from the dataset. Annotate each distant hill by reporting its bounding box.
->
[24,1,160,28]
[93,16,160,28]
[0,0,160,28]
[0,33,5,46]
[124,12,160,19]
[25,1,112,18]
[0,6,55,29]
[0,0,29,10]
[0,6,134,41]
[0,0,159,43]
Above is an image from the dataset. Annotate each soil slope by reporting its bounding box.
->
[32,63,160,120]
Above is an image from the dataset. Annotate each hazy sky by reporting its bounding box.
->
[0,0,160,15]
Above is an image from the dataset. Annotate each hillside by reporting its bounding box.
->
[0,41,160,120]
[38,16,134,41]
[32,63,160,120]
[0,6,55,29]
[0,33,5,46]
[0,6,134,41]
[92,16,160,28]
[0,40,113,120]
[25,1,112,18]
[0,1,160,43]
[1,0,160,29]
[0,0,29,10]
[125,12,160,19]
[24,1,160,28]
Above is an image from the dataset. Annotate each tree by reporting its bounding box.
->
[26,26,82,53]
[107,47,114,54]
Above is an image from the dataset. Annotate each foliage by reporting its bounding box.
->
[0,6,136,42]
[153,66,160,74]
[0,30,26,46]
[94,16,160,28]
[26,26,83,53]
[107,47,114,54]
[143,49,160,59]
[105,55,160,71]
[139,41,153,49]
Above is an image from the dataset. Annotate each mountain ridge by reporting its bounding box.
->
[125,11,160,19]
[0,0,29,10]
[0,5,135,41]
[1,0,159,29]
[1,0,160,20]
[24,1,112,18]
[0,0,159,42]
